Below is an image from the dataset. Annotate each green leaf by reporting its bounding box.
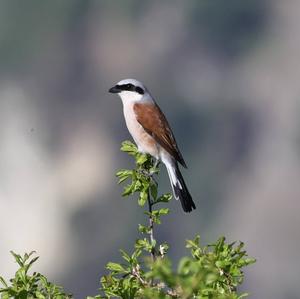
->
[157,208,169,216]
[10,251,24,267]
[120,140,138,155]
[106,262,126,273]
[116,169,133,184]
[132,248,142,261]
[243,258,256,265]
[120,249,131,263]
[151,239,156,248]
[138,190,148,206]
[118,176,130,184]
[27,256,39,270]
[156,193,172,203]
[135,238,152,252]
[138,224,151,234]
[150,183,157,200]
[0,277,8,288]
[238,293,250,298]
[35,291,46,299]
[136,154,148,165]
[177,257,192,274]
[122,183,135,196]
[186,235,200,249]
[133,180,143,192]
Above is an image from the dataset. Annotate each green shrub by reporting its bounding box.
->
[92,141,255,299]
[0,252,71,299]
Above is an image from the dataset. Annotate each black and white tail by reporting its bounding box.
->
[165,161,196,213]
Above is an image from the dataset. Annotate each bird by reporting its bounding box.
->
[109,79,196,213]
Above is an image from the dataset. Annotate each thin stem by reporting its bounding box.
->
[147,188,155,261]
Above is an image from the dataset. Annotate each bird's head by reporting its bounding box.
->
[109,79,148,102]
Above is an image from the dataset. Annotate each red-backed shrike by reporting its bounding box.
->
[109,79,196,213]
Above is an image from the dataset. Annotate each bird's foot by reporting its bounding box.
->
[149,159,160,175]
[138,169,158,185]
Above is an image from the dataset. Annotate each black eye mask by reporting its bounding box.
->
[117,84,144,95]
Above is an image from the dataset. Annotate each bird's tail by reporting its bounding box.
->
[165,161,196,213]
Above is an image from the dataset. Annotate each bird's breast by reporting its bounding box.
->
[123,102,159,158]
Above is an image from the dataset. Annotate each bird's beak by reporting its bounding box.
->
[109,85,121,93]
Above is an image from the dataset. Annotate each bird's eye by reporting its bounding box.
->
[135,86,144,95]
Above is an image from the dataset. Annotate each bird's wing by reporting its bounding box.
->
[133,102,187,167]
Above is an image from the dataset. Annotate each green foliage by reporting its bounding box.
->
[0,140,255,299]
[116,140,163,205]
[94,141,255,299]
[97,235,255,299]
[0,251,71,299]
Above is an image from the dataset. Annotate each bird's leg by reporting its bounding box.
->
[146,158,159,188]
[153,158,160,170]
[138,158,159,176]
[150,158,160,175]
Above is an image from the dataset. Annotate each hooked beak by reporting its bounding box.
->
[108,85,121,94]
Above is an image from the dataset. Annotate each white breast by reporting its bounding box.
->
[123,101,142,145]
[122,99,159,158]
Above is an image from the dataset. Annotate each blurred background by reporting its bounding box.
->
[0,1,299,298]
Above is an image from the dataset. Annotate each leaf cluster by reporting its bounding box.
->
[97,235,255,299]
[0,252,71,299]
[116,141,171,207]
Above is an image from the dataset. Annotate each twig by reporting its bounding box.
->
[132,265,148,286]
[132,267,180,298]
[147,188,155,261]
